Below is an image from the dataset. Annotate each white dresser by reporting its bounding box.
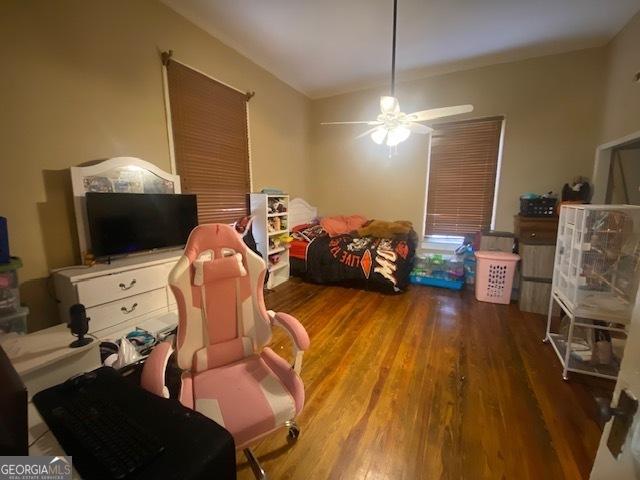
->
[53,250,180,338]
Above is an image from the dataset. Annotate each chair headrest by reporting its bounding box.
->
[184,224,248,263]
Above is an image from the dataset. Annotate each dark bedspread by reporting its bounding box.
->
[295,232,416,292]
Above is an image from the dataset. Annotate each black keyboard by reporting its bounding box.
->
[51,395,165,479]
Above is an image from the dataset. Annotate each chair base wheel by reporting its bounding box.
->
[285,420,300,443]
[288,426,300,441]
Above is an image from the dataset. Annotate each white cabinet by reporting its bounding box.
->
[249,193,290,289]
[53,250,180,336]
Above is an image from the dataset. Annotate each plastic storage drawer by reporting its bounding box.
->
[0,306,28,336]
[0,262,20,314]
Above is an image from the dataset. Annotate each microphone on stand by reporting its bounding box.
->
[68,304,94,348]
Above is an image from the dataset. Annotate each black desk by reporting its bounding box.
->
[33,367,236,480]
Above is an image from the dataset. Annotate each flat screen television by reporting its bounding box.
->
[86,192,198,258]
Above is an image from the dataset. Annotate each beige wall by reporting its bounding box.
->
[599,11,640,143]
[310,48,606,235]
[2,1,636,333]
[0,0,311,331]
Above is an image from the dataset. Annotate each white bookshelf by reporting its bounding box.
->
[249,193,290,288]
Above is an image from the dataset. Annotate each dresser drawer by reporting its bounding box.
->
[86,288,168,333]
[76,263,173,307]
[520,244,556,279]
[514,215,559,244]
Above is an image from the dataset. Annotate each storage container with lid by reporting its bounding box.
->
[410,253,465,290]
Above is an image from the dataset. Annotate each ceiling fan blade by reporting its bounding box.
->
[356,126,382,139]
[321,121,382,125]
[406,122,433,134]
[407,104,474,122]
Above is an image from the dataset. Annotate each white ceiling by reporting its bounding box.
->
[161,0,640,98]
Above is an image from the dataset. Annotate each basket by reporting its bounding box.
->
[520,197,557,217]
[474,251,520,304]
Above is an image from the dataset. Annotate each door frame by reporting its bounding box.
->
[591,130,640,204]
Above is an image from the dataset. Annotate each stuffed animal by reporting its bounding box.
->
[233,215,254,237]
[269,254,281,265]
[357,220,413,239]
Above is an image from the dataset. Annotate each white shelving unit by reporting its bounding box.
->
[249,193,290,289]
[544,204,640,380]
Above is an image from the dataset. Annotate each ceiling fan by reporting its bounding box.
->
[321,0,473,148]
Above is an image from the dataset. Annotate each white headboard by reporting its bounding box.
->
[289,198,318,228]
[71,156,181,258]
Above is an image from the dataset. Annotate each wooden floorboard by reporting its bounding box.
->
[237,278,612,479]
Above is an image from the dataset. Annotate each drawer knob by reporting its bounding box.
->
[118,279,137,290]
[120,303,138,314]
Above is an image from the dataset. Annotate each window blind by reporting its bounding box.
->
[166,60,250,225]
[425,117,503,236]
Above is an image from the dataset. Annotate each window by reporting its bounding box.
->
[425,117,503,236]
[166,60,250,224]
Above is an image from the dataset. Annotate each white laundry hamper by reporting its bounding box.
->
[474,251,520,304]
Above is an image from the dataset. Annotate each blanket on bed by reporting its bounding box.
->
[303,232,416,292]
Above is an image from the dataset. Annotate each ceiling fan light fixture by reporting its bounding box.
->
[386,125,411,146]
[380,96,399,114]
[371,126,388,145]
[320,0,473,153]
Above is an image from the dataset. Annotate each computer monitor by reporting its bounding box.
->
[0,344,27,455]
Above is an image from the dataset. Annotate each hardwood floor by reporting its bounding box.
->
[237,278,612,479]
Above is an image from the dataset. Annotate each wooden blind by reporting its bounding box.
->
[166,60,250,224]
[425,117,503,236]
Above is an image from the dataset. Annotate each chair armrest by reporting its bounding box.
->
[271,312,310,351]
[268,311,310,374]
[140,341,173,398]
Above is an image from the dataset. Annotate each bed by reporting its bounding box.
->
[288,198,417,293]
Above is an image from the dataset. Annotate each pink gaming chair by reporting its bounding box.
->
[141,224,309,478]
